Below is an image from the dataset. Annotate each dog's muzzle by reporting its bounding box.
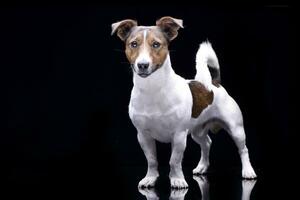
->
[131,62,151,78]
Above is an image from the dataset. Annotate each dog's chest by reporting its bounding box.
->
[131,111,181,142]
[129,87,191,142]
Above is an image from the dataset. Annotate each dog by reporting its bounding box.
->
[111,16,257,189]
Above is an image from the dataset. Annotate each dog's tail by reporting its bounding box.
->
[195,41,221,90]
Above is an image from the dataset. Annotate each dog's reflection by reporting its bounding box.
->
[139,176,256,200]
[138,187,188,200]
[241,179,257,200]
[193,175,210,200]
[193,175,257,200]
[138,188,159,200]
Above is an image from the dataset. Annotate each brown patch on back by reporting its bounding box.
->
[188,81,214,118]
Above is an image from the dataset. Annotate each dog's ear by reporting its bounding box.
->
[111,19,137,41]
[156,16,183,41]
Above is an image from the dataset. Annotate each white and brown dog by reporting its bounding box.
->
[111,16,257,189]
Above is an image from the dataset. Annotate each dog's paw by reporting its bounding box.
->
[138,187,159,199]
[170,188,188,199]
[242,166,257,179]
[193,175,209,197]
[170,177,188,189]
[242,179,257,192]
[192,164,209,175]
[193,175,209,188]
[138,176,158,188]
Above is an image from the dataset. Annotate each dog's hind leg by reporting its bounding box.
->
[191,129,211,175]
[227,124,257,179]
[219,94,257,179]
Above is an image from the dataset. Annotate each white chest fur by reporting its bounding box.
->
[128,56,192,143]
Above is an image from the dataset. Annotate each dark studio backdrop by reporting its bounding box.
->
[1,5,290,199]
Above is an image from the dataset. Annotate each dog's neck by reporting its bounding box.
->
[133,54,176,93]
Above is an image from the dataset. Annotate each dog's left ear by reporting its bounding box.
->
[156,16,183,41]
[111,19,137,41]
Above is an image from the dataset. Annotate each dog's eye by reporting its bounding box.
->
[130,41,138,48]
[152,41,161,49]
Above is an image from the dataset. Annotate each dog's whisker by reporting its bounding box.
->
[113,49,124,53]
[120,61,130,64]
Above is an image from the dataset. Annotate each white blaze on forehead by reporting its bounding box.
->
[143,30,147,43]
[142,30,148,52]
[135,29,151,65]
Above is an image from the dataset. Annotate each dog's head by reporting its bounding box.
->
[111,16,183,78]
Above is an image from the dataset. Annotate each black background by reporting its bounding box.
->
[1,5,290,199]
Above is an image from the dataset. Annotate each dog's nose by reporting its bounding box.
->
[137,62,149,70]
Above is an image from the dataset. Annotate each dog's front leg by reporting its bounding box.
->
[169,130,189,189]
[137,132,159,188]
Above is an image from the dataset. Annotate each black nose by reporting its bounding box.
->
[137,62,149,70]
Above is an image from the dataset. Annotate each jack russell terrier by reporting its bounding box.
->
[111,16,257,189]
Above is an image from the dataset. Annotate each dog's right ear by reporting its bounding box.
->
[156,16,183,41]
[111,19,137,41]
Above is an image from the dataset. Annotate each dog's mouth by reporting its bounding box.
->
[131,64,152,78]
[130,64,163,78]
[138,72,151,78]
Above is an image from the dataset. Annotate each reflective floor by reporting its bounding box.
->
[138,175,256,200]
[118,165,288,200]
[2,163,289,199]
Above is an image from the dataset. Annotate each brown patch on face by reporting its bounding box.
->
[124,27,169,72]
[125,30,144,64]
[188,81,214,118]
[146,28,169,71]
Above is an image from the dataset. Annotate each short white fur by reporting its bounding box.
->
[195,41,220,91]
[113,18,257,189]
